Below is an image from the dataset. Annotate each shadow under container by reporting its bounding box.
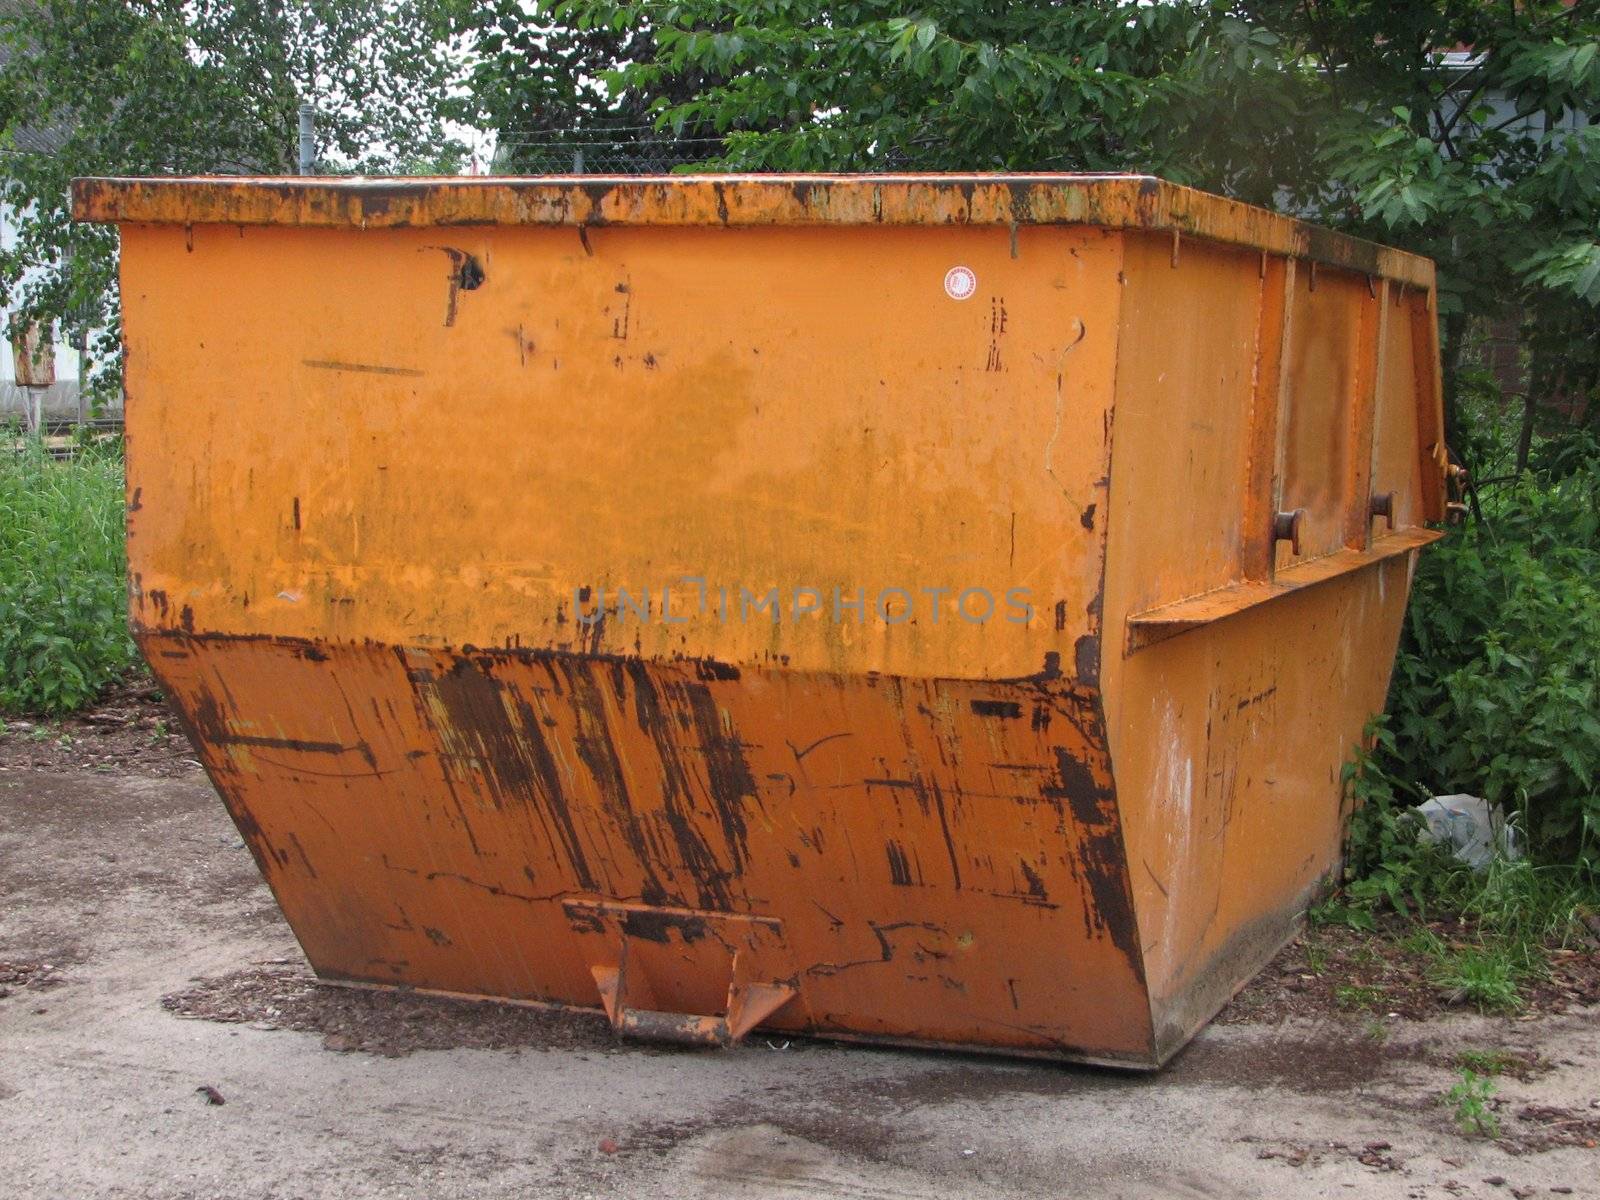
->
[74,173,1448,1067]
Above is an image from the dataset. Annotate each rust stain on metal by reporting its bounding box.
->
[70,174,1437,288]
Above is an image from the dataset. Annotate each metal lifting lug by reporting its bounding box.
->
[1272,508,1307,556]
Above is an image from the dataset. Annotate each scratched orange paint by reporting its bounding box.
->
[76,175,1446,1066]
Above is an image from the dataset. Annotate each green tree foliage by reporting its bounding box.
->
[463,2,720,171]
[483,1,1599,443]
[0,0,467,393]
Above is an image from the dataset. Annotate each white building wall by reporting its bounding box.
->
[1,201,117,424]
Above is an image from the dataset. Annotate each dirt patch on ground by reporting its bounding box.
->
[0,959,67,1001]
[1503,1104,1600,1155]
[1170,1028,1426,1093]
[0,674,199,778]
[161,963,624,1057]
[1219,918,1600,1025]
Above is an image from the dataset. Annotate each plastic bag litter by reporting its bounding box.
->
[1414,794,1523,869]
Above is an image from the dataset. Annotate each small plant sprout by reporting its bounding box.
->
[1445,1068,1499,1138]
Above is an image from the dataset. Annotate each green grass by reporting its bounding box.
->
[1431,948,1523,1012]
[0,435,134,714]
[1334,983,1387,1012]
[1455,1049,1520,1076]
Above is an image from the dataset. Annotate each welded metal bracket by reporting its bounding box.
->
[566,899,797,1047]
[591,957,796,1046]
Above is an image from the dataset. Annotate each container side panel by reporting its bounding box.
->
[118,222,1118,684]
[1106,555,1412,1055]
[1372,290,1430,530]
[143,633,1155,1063]
[1100,232,1443,1057]
[1278,267,1371,564]
[1101,236,1264,614]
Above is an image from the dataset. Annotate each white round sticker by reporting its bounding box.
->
[943,266,977,301]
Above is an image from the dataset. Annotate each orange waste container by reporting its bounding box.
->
[75,174,1448,1067]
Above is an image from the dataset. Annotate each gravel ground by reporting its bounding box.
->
[1,764,1597,1199]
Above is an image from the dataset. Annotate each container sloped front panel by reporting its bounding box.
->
[77,175,1445,1066]
[1103,234,1446,1059]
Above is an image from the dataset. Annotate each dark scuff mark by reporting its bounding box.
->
[998,651,1062,686]
[1143,859,1170,899]
[1236,685,1278,711]
[302,359,423,377]
[970,699,1022,719]
[423,926,453,946]
[577,225,594,256]
[286,832,318,879]
[208,731,371,760]
[1018,859,1049,902]
[424,246,485,327]
[682,680,759,877]
[693,658,740,682]
[128,487,142,512]
[179,605,196,633]
[1053,601,1068,633]
[885,841,914,886]
[812,900,844,929]
[871,920,942,963]
[415,656,595,885]
[565,905,606,936]
[1080,502,1097,531]
[611,280,631,340]
[161,678,281,884]
[928,779,962,891]
[292,497,301,531]
[622,907,709,945]
[602,661,727,908]
[1045,744,1143,976]
[787,731,850,763]
[1074,635,1100,686]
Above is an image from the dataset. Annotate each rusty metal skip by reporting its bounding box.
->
[74,173,1449,1068]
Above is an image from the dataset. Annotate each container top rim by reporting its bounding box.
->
[71,173,1435,287]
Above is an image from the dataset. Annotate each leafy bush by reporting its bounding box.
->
[1383,448,1600,867]
[1329,436,1599,1002]
[0,438,135,714]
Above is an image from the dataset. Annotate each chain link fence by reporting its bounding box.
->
[494,129,727,174]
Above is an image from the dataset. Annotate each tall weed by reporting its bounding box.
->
[0,437,134,714]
